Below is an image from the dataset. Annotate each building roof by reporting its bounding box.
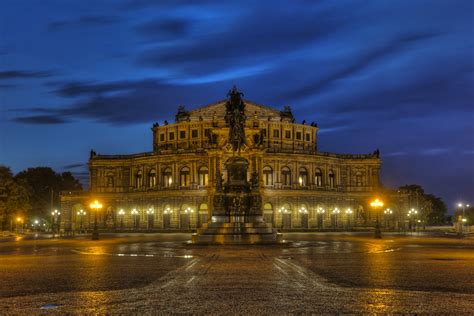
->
[184,99,288,122]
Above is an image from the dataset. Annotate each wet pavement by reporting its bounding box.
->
[0,233,473,314]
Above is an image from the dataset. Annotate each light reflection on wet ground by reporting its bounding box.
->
[0,233,473,313]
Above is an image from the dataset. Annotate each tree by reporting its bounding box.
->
[398,184,448,225]
[0,166,30,230]
[15,167,83,219]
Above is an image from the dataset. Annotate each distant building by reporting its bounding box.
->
[60,89,408,232]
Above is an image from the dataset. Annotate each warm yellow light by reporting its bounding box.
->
[16,217,22,222]
[90,200,103,210]
[370,198,384,208]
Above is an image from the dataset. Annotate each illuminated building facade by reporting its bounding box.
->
[60,89,407,232]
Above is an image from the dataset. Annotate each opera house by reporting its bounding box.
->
[60,87,407,232]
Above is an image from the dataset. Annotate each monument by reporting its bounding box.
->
[192,87,281,244]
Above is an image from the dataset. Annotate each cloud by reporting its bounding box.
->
[0,70,53,79]
[12,115,70,125]
[11,78,238,125]
[134,18,192,39]
[48,15,122,31]
[62,163,85,169]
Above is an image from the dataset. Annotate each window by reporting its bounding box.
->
[149,169,156,187]
[163,167,172,187]
[198,166,209,186]
[180,131,186,139]
[159,134,165,141]
[285,130,291,139]
[169,132,175,140]
[204,129,210,137]
[136,170,143,188]
[296,132,302,140]
[329,170,335,188]
[107,173,114,187]
[273,129,280,138]
[305,133,310,141]
[355,172,363,187]
[191,129,198,138]
[298,167,308,186]
[281,167,291,186]
[263,166,273,186]
[180,166,190,186]
[315,169,323,187]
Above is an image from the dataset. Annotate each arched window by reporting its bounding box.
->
[162,167,172,187]
[198,166,209,186]
[263,166,273,186]
[298,167,308,186]
[107,173,114,187]
[355,172,363,187]
[180,166,190,187]
[149,169,156,187]
[328,170,335,188]
[281,166,291,186]
[315,168,323,187]
[136,170,143,188]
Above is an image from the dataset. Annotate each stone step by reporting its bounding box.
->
[191,232,282,244]
[197,227,277,235]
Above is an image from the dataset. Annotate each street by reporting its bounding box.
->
[0,233,473,314]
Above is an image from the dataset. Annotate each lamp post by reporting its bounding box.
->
[118,209,125,229]
[146,208,155,229]
[317,207,325,229]
[16,217,23,234]
[298,207,308,229]
[407,208,418,233]
[90,200,102,240]
[76,209,86,234]
[278,207,288,229]
[457,203,470,234]
[345,208,353,230]
[370,198,384,238]
[51,209,60,238]
[131,208,139,230]
[332,208,340,229]
[384,208,393,229]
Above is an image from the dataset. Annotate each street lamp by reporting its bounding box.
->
[146,208,155,229]
[384,208,393,229]
[345,208,353,230]
[317,207,325,229]
[370,198,384,238]
[131,208,139,230]
[16,216,23,234]
[90,200,102,240]
[76,209,86,234]
[118,209,125,229]
[407,208,418,233]
[332,208,340,229]
[51,209,60,237]
[278,207,288,229]
[457,203,470,234]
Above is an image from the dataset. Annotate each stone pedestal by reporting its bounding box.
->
[192,156,281,244]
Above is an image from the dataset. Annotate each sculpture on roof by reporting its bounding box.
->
[225,86,246,154]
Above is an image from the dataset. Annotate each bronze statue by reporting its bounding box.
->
[225,86,246,154]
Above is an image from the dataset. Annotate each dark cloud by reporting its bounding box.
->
[48,15,121,31]
[0,70,53,79]
[136,2,353,75]
[135,18,192,39]
[283,32,441,101]
[12,78,236,125]
[63,163,85,169]
[12,115,70,125]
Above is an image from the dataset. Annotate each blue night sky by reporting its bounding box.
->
[0,0,473,210]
